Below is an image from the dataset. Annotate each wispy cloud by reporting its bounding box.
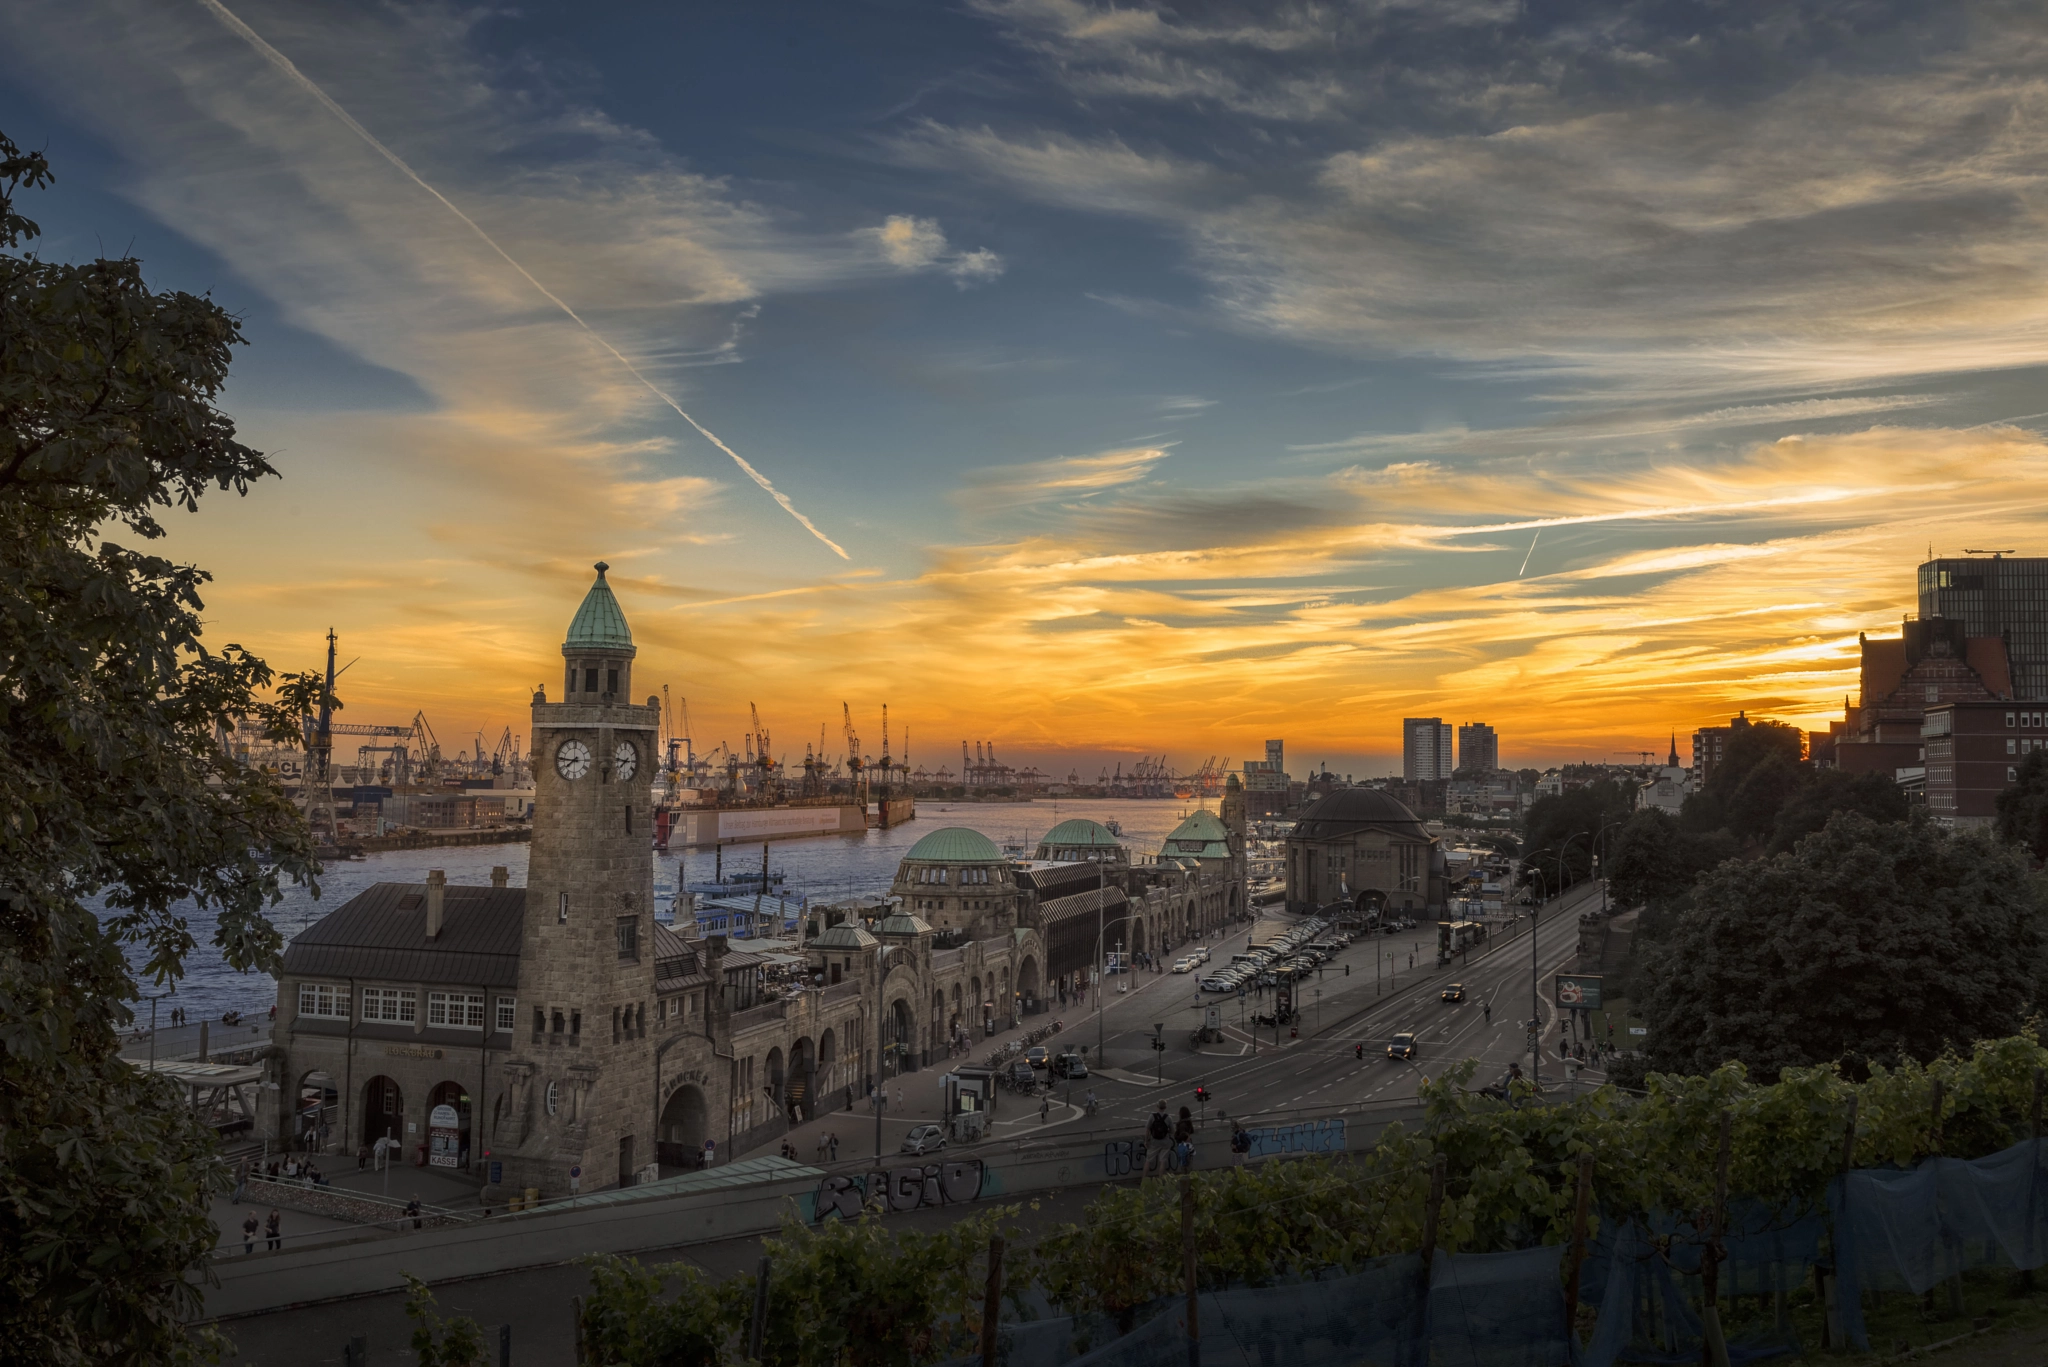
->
[862,214,1006,287]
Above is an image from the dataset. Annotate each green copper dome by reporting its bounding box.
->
[902,826,1002,862]
[563,561,636,656]
[1160,809,1230,860]
[1037,818,1122,851]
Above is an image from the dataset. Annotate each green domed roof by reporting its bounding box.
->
[1039,818,1122,849]
[1160,809,1230,860]
[563,562,636,656]
[902,826,1002,862]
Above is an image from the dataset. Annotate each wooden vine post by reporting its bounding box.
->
[1820,1096,1857,1352]
[1562,1152,1595,1335]
[981,1235,1004,1367]
[1700,1109,1733,1367]
[1181,1174,1201,1367]
[2026,1070,2043,1294]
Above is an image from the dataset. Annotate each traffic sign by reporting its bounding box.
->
[1629,1026,1647,1036]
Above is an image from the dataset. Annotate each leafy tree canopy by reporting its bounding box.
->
[1681,718,1807,840]
[1520,778,1632,893]
[1603,809,1736,911]
[1,131,322,1363]
[1996,749,2048,862]
[1641,813,2045,1082]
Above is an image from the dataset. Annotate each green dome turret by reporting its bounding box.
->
[563,561,636,656]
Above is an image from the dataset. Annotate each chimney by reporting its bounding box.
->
[490,865,508,889]
[425,869,446,940]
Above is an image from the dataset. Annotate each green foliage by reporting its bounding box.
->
[1641,813,2045,1080]
[0,133,330,1363]
[577,1254,750,1367]
[1766,767,1908,855]
[757,1208,1016,1367]
[1997,748,2048,862]
[1681,719,1807,840]
[1521,780,1633,892]
[1604,809,1735,910]
[404,1274,487,1367]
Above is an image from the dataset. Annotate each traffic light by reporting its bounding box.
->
[1194,1085,1209,1104]
[1354,1043,1364,1060]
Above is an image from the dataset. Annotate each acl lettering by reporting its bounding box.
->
[814,1159,985,1221]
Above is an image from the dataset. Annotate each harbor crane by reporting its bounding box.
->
[841,702,864,802]
[749,703,777,797]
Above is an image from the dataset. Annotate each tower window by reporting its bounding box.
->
[585,667,599,693]
[617,916,640,961]
[559,891,569,924]
[606,668,619,694]
[570,1009,581,1044]
[625,804,632,834]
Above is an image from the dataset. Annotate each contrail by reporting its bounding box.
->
[196,0,849,560]
[1518,528,1541,577]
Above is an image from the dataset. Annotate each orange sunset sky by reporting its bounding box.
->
[9,1,2048,775]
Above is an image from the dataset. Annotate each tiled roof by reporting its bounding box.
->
[563,562,636,654]
[281,882,524,986]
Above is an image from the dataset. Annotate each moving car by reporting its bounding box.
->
[1172,957,1196,973]
[1025,1045,1050,1069]
[1052,1051,1088,1078]
[901,1123,947,1155]
[1441,983,1465,1002]
[1007,1060,1037,1088]
[1194,946,1212,963]
[1387,1032,1418,1061]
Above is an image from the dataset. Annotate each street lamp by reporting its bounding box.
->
[1094,909,1146,1065]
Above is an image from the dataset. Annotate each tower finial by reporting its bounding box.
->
[594,561,609,577]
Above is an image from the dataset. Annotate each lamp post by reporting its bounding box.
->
[873,944,893,1161]
[1094,909,1145,1066]
[1526,866,1549,1088]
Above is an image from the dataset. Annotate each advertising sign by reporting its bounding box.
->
[1554,974,1604,1010]
[428,1103,462,1168]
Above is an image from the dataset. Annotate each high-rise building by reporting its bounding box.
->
[1403,718,1454,781]
[1920,554,2048,699]
[1456,722,1498,773]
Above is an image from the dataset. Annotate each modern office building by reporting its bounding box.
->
[1920,554,2048,700]
[1456,722,1498,773]
[1922,700,2048,828]
[1403,718,1455,782]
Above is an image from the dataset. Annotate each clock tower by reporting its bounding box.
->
[489,562,661,1199]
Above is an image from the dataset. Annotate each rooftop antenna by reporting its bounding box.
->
[1963,549,2015,556]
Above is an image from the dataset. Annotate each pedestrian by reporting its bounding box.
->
[265,1209,282,1252]
[1143,1102,1172,1180]
[241,1211,259,1255]
[816,1134,829,1163]
[1231,1124,1251,1167]
[1173,1107,1195,1172]
[406,1196,422,1230]
[267,1003,276,1022]
[895,1085,903,1111]
[1040,1094,1050,1125]
[357,1143,369,1171]
[828,1132,839,1162]
[232,1158,248,1204]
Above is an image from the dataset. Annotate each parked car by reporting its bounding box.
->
[1025,1045,1050,1069]
[1194,946,1212,963]
[1172,957,1196,973]
[1388,1033,1418,1061]
[1007,1060,1037,1088]
[901,1123,947,1155]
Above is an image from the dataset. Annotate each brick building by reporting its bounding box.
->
[1831,616,2012,777]
[1923,700,2048,828]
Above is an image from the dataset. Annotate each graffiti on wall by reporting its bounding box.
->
[813,1158,988,1221]
[1245,1118,1346,1158]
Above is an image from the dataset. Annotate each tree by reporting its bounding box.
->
[1681,718,1807,840]
[1996,749,2048,862]
[1,133,323,1363]
[1520,779,1631,892]
[1603,809,1734,910]
[1767,767,1908,855]
[1640,813,2045,1082]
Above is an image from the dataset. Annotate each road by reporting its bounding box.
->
[1062,880,1604,1134]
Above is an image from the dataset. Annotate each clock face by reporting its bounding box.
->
[612,740,638,781]
[555,738,592,780]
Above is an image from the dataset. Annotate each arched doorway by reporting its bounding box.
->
[818,1029,837,1099]
[1018,956,1040,1013]
[1229,883,1241,919]
[1132,919,1147,956]
[295,1069,338,1152]
[361,1075,404,1151]
[788,1037,816,1125]
[1184,901,1196,942]
[426,1080,472,1169]
[931,990,944,1053]
[660,1084,709,1168]
[764,1047,786,1120]
[887,997,914,1076]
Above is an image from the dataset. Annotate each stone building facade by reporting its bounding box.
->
[1283,787,1446,917]
[266,565,1247,1199]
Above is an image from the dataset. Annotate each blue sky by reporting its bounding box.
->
[6,0,2048,775]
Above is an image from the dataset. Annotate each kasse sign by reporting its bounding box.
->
[1554,974,1604,1010]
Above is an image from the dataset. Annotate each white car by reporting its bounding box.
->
[1194,946,1212,963]
[1172,957,1196,973]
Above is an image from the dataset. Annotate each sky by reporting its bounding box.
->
[7,0,2048,778]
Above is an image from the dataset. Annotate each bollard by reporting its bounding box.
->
[499,1322,511,1366]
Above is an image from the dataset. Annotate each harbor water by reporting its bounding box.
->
[103,799,1213,1022]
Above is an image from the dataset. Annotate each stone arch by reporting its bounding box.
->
[660,1085,710,1165]
[788,1037,817,1125]
[426,1080,472,1169]
[294,1068,339,1152]
[1185,900,1196,941]
[1018,954,1041,1007]
[819,1028,838,1093]
[1131,918,1147,955]
[361,1074,404,1150]
[931,989,945,1051]
[1229,882,1241,918]
[765,1046,786,1117]
[887,996,916,1075]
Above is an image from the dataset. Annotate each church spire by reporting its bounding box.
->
[1667,732,1679,767]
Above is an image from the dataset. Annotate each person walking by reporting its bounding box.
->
[1172,1107,1195,1173]
[241,1211,259,1256]
[232,1158,249,1204]
[405,1196,422,1230]
[1231,1123,1251,1167]
[264,1209,282,1252]
[1039,1094,1051,1125]
[1143,1102,1172,1180]
[357,1142,369,1171]
[828,1131,839,1162]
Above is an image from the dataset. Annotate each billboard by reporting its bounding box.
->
[1554,974,1604,1010]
